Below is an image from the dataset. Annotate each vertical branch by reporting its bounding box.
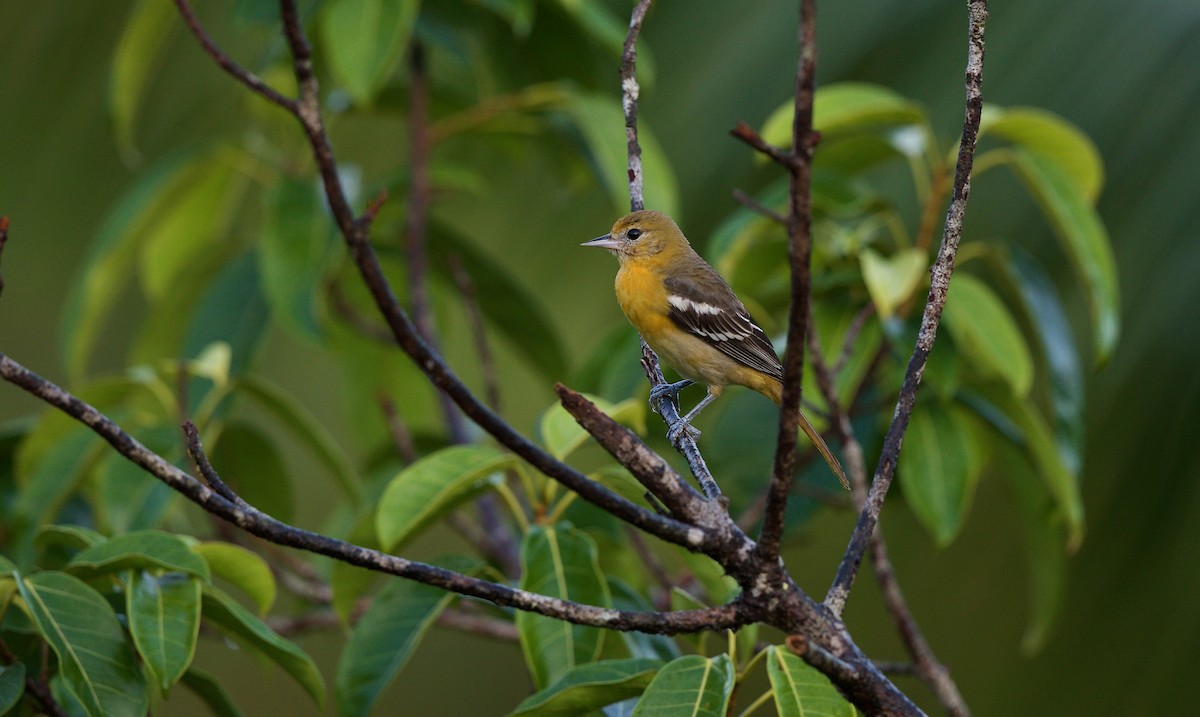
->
[448,254,502,412]
[827,0,989,613]
[404,42,468,444]
[621,0,652,213]
[757,0,819,562]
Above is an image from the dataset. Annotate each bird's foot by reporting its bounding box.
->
[649,379,693,415]
[666,419,701,444]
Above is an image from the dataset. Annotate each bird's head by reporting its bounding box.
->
[581,210,690,264]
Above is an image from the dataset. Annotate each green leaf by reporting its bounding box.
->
[980,106,1103,203]
[334,575,457,717]
[183,256,271,377]
[0,662,24,715]
[137,154,243,301]
[330,515,380,625]
[630,654,734,717]
[192,542,277,616]
[259,178,335,342]
[897,402,987,546]
[67,531,210,581]
[180,669,246,717]
[510,658,662,716]
[1005,150,1119,363]
[35,525,105,552]
[59,149,226,379]
[540,396,644,461]
[1005,249,1085,475]
[200,586,326,707]
[210,422,294,523]
[767,646,857,717]
[943,273,1035,397]
[127,572,201,695]
[428,223,569,379]
[978,388,1085,551]
[517,526,610,689]
[992,441,1068,654]
[236,373,362,503]
[376,444,516,552]
[859,247,927,320]
[561,92,679,218]
[320,0,420,105]
[763,82,926,148]
[16,571,149,717]
[110,0,177,162]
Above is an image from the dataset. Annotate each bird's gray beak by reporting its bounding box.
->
[581,233,621,249]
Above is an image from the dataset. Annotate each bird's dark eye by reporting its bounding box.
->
[627,228,643,240]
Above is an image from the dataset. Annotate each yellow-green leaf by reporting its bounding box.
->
[943,274,1034,397]
[860,247,928,320]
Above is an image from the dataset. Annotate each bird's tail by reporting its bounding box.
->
[796,409,850,491]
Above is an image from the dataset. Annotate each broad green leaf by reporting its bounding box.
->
[978,388,1085,551]
[330,514,380,625]
[16,571,149,717]
[859,247,927,320]
[193,542,276,616]
[630,654,733,717]
[236,373,362,503]
[607,579,680,663]
[110,0,177,161]
[763,82,926,148]
[180,669,246,717]
[201,586,326,707]
[1006,150,1119,363]
[137,154,243,301]
[561,92,679,218]
[1006,249,1085,476]
[517,526,610,689]
[210,422,294,523]
[320,0,420,105]
[13,426,105,564]
[429,223,569,379]
[60,149,219,379]
[259,178,335,342]
[510,658,662,716]
[335,575,458,717]
[376,444,515,552]
[0,662,24,714]
[898,402,987,546]
[68,531,210,581]
[980,106,1103,203]
[943,274,1034,397]
[183,255,271,377]
[35,525,105,552]
[994,442,1067,653]
[127,572,201,695]
[767,645,857,717]
[540,396,644,460]
[94,425,179,534]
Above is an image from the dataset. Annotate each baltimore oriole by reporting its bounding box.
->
[583,209,849,490]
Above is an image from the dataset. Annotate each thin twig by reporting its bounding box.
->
[377,393,419,464]
[827,0,988,613]
[448,253,501,412]
[833,304,875,376]
[0,216,9,300]
[621,0,653,213]
[755,0,820,564]
[183,421,247,508]
[732,189,788,225]
[0,352,743,634]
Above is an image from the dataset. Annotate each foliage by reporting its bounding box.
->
[0,0,1117,715]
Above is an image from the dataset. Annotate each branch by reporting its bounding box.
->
[0,352,744,634]
[755,0,820,563]
[827,0,989,612]
[621,0,653,213]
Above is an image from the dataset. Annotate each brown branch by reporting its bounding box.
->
[621,0,653,213]
[377,393,419,464]
[174,0,296,112]
[0,352,744,634]
[448,253,501,412]
[0,216,8,300]
[827,0,989,613]
[755,0,820,564]
[732,188,788,225]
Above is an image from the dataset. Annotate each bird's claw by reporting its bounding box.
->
[648,379,693,415]
[666,420,701,444]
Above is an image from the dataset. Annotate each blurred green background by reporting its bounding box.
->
[1,1,1197,715]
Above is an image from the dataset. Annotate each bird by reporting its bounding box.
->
[582,209,849,490]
